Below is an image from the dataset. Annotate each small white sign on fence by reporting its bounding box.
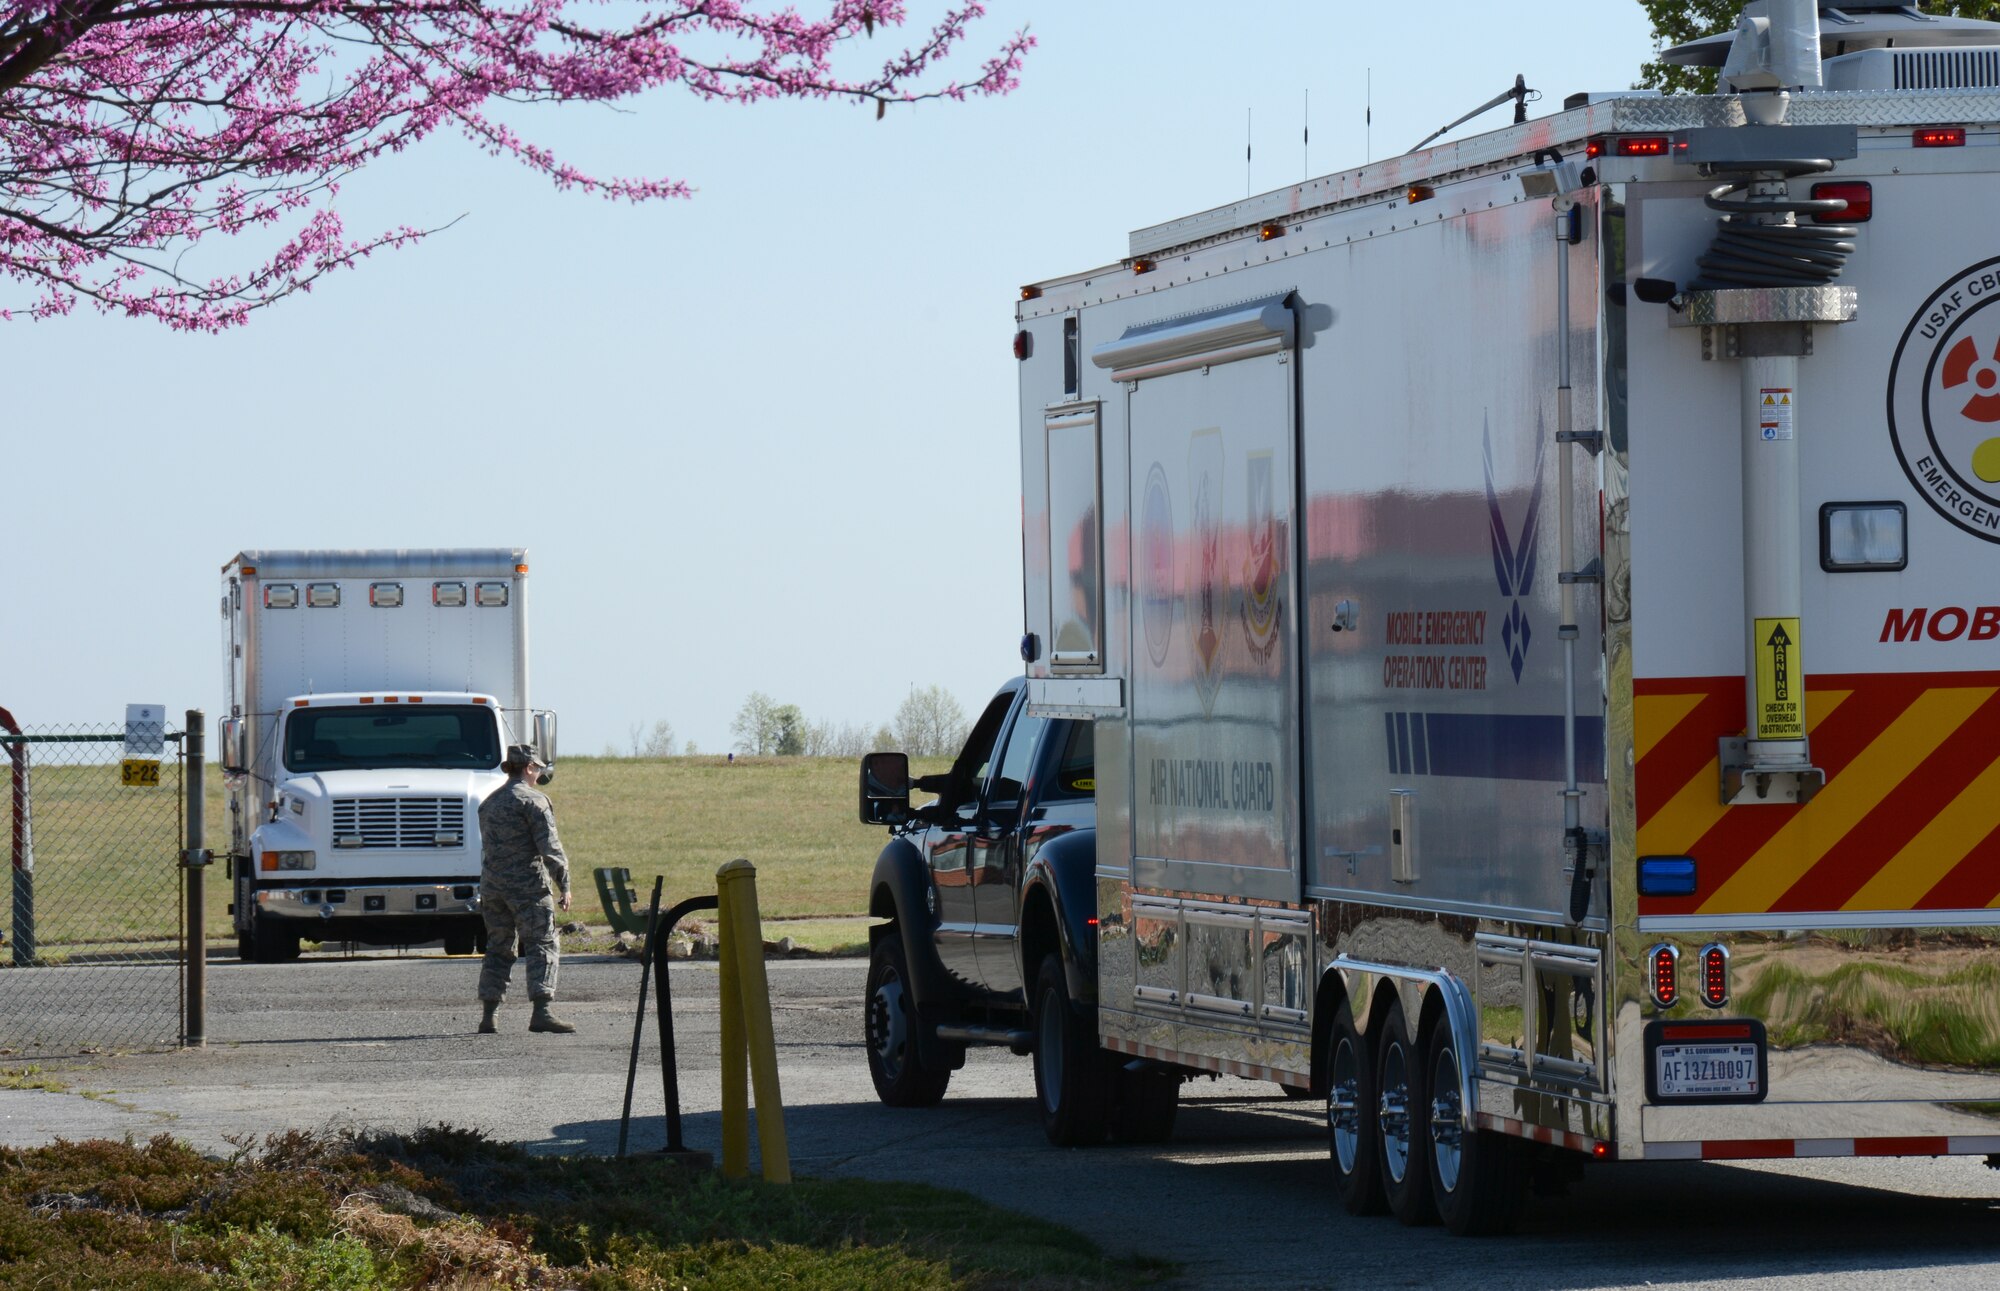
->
[124,703,167,756]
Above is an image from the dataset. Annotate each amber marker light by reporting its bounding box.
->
[1131,257,1156,274]
[1407,184,1435,204]
[1259,222,1285,241]
[1020,285,1042,300]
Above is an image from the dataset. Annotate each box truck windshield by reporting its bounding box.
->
[283,706,501,773]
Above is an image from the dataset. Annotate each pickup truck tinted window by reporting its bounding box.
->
[993,713,1047,805]
[284,705,501,772]
[945,691,1017,808]
[1043,721,1095,800]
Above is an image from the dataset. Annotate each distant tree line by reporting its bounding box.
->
[598,684,971,759]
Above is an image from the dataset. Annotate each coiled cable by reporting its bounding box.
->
[1688,159,1858,290]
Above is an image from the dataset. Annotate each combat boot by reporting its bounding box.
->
[478,1000,500,1034]
[529,998,576,1034]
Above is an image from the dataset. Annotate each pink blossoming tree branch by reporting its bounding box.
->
[0,1,1030,329]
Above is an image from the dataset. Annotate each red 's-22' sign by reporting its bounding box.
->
[1880,606,2000,642]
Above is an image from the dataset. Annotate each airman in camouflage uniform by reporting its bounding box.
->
[476,744,576,1034]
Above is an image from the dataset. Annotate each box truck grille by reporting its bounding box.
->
[330,797,465,849]
[1894,49,2000,90]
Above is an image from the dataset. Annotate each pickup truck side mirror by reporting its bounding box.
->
[860,752,911,825]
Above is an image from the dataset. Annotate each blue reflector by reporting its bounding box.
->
[1639,856,1698,897]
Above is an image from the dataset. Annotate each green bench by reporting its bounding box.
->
[591,865,652,936]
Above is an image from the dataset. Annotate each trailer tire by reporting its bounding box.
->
[1328,998,1387,1215]
[1425,1024,1524,1236]
[1111,1066,1180,1144]
[1033,952,1112,1146]
[1374,1000,1436,1226]
[865,930,951,1107]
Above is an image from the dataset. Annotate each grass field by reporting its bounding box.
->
[3,756,946,955]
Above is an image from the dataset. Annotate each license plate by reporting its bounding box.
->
[1655,1042,1761,1098]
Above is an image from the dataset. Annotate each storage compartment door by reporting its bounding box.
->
[1111,299,1300,902]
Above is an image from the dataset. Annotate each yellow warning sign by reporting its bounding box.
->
[1753,617,1804,740]
[1759,389,1794,442]
[120,758,161,787]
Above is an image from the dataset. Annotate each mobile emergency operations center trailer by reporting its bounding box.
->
[218,550,556,963]
[1015,0,2000,1233]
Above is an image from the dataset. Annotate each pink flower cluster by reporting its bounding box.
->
[0,1,1031,330]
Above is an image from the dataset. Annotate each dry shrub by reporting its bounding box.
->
[335,1196,550,1288]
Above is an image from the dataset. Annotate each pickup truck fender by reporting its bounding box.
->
[1018,826,1099,1006]
[865,834,953,1006]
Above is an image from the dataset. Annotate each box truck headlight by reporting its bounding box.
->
[261,850,316,871]
[1820,502,1907,572]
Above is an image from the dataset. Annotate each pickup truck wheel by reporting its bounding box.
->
[1111,1066,1179,1144]
[1425,1023,1525,1236]
[1032,952,1112,1146]
[443,928,478,957]
[1328,998,1387,1215]
[1375,1000,1436,1226]
[865,931,950,1107]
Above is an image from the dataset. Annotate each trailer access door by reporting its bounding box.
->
[1096,296,1303,904]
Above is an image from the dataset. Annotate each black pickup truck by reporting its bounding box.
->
[857,678,1179,1145]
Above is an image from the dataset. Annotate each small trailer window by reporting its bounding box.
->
[1046,408,1102,672]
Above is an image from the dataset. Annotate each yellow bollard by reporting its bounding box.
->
[716,870,750,1180]
[715,858,791,1184]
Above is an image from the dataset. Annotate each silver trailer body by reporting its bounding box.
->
[1018,82,2000,1168]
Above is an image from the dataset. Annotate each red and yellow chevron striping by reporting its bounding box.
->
[1635,673,2000,917]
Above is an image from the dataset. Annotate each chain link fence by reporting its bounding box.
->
[1,721,186,1054]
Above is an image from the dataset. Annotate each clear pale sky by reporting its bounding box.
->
[4,1,1655,756]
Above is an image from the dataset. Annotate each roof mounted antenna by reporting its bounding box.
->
[1408,73,1537,154]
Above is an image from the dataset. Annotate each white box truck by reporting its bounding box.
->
[1010,0,2000,1233]
[218,550,556,962]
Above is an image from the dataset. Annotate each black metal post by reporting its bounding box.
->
[183,711,208,1048]
[617,877,664,1159]
[658,893,718,1154]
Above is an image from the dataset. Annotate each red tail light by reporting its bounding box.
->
[1700,944,1730,1008]
[1810,180,1872,224]
[1649,943,1680,1008]
[1915,126,1966,148]
[1617,136,1670,157]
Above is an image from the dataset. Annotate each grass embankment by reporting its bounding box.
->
[13,756,946,958]
[0,1129,1159,1291]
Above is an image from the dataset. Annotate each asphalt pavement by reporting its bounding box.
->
[5,953,2000,1289]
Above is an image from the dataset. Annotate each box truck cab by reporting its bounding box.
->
[218,550,556,962]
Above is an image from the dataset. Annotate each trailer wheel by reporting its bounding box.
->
[864,930,950,1107]
[1374,1000,1436,1226]
[1328,998,1386,1215]
[1111,1065,1180,1144]
[1033,952,1112,1146]
[1425,1024,1525,1236]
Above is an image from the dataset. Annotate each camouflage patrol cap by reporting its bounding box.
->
[502,743,544,769]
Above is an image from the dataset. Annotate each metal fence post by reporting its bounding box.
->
[183,709,207,1048]
[2,705,31,966]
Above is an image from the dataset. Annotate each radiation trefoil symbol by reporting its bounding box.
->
[1941,333,2000,481]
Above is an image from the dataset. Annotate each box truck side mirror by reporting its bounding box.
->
[533,711,558,783]
[220,717,246,774]
[860,752,911,825]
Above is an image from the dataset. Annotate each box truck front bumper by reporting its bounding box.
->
[254,882,480,922]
